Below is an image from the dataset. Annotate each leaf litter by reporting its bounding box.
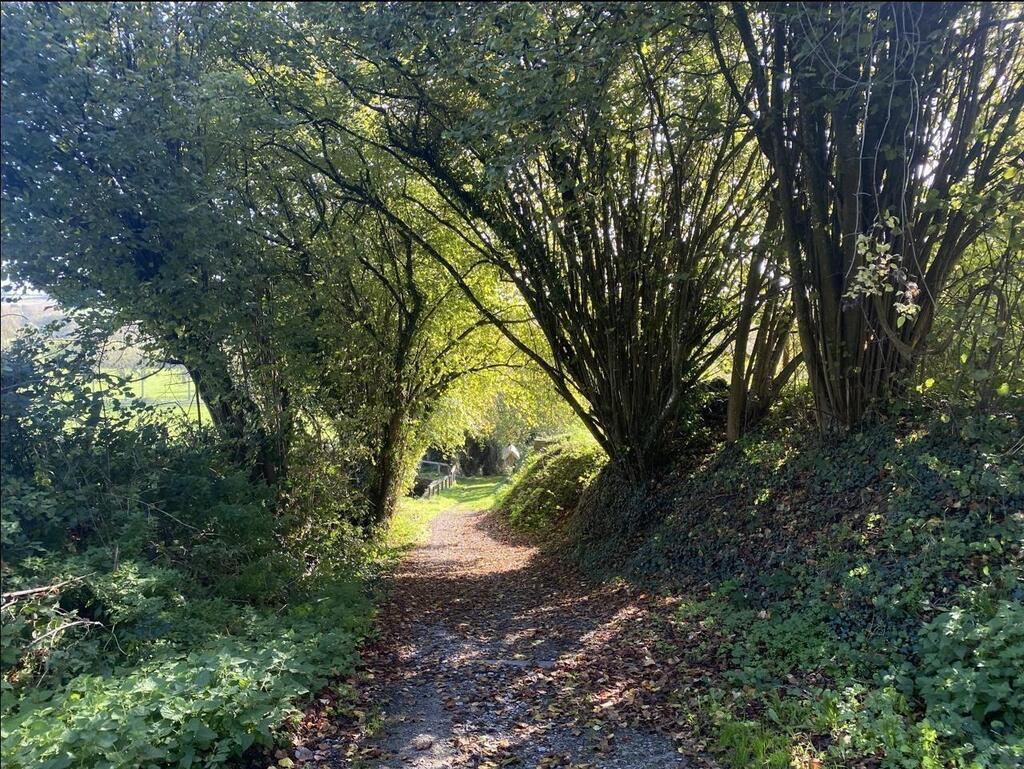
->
[284,504,720,768]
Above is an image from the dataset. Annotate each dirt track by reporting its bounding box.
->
[346,504,690,768]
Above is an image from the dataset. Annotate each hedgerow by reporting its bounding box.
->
[0,333,376,769]
[1,578,368,769]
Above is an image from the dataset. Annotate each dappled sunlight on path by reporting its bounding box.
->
[305,495,703,768]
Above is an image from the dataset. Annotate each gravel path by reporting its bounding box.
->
[335,505,690,769]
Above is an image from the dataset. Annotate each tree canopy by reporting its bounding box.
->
[2,4,1022,768]
[3,0,1021,500]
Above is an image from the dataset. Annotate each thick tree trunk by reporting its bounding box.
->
[366,402,408,527]
[183,355,287,485]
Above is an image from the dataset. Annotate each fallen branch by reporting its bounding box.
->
[29,619,101,647]
[1,575,90,604]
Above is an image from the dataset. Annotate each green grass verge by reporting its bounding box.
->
[398,476,507,522]
[367,477,507,570]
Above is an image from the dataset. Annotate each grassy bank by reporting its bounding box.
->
[370,477,508,572]
[494,439,604,532]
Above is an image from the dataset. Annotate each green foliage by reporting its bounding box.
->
[1,578,368,769]
[0,1,513,515]
[916,602,1024,759]
[497,438,606,531]
[715,718,796,769]
[552,400,1023,767]
[1,330,287,601]
[0,332,378,768]
[920,218,1024,404]
[259,2,766,480]
[2,3,1022,766]
[429,366,582,457]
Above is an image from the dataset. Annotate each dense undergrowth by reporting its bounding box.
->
[0,334,439,769]
[499,397,1024,768]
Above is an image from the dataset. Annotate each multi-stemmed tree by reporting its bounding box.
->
[708,1,1024,427]
[245,2,774,481]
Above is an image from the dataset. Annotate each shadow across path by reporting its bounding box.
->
[318,503,691,768]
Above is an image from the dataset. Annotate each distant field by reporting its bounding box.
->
[1,294,63,346]
[2,296,207,421]
[101,367,209,422]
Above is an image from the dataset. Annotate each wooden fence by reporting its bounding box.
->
[418,460,457,498]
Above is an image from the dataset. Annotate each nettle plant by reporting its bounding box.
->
[844,214,922,330]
